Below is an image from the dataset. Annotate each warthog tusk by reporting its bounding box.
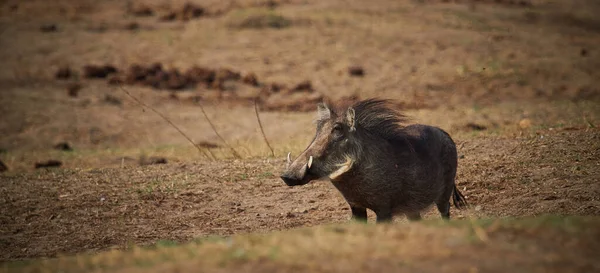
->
[308,156,313,169]
[287,152,291,165]
[328,155,353,180]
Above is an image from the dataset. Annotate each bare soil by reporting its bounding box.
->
[0,0,599,271]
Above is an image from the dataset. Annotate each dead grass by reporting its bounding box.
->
[3,216,598,273]
[1,127,598,263]
[226,8,294,29]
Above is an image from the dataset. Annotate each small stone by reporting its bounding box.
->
[241,72,259,86]
[140,156,168,165]
[465,123,486,131]
[104,94,122,105]
[348,66,365,77]
[519,118,532,129]
[83,64,118,79]
[54,142,73,151]
[40,24,58,32]
[0,160,8,172]
[129,3,154,16]
[124,22,140,30]
[34,160,62,169]
[291,80,313,92]
[55,66,72,79]
[66,83,81,97]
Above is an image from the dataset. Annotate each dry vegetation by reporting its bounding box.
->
[0,0,599,272]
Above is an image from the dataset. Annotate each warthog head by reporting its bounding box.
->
[280,102,362,186]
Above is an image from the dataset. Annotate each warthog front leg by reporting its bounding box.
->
[350,206,367,222]
[375,209,393,223]
[406,212,422,221]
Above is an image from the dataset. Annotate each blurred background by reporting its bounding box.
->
[1,0,598,169]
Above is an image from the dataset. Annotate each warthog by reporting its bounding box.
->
[280,99,467,222]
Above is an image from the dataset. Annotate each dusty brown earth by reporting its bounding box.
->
[0,0,599,272]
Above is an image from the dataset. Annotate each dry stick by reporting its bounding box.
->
[583,114,595,128]
[197,104,242,159]
[117,85,215,161]
[254,100,275,157]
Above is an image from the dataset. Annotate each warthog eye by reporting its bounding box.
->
[331,123,344,140]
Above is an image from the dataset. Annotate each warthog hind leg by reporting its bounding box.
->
[350,206,367,222]
[406,212,422,221]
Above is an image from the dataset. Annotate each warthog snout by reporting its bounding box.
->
[280,153,314,186]
[280,101,359,186]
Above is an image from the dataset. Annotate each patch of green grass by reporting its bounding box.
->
[258,171,274,179]
[4,215,598,273]
[227,9,293,29]
[423,215,597,234]
[152,240,180,248]
[442,9,493,31]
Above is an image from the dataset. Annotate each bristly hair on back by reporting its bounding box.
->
[348,99,409,141]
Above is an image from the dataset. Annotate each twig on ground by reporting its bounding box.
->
[198,103,242,159]
[118,85,215,160]
[254,99,274,157]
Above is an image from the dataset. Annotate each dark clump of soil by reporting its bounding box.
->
[107,74,124,85]
[40,24,57,33]
[291,80,314,92]
[122,63,192,90]
[54,142,73,151]
[55,66,72,79]
[66,83,82,97]
[157,2,205,22]
[124,22,140,31]
[139,156,168,165]
[107,63,208,90]
[34,160,62,169]
[213,68,241,89]
[185,65,216,85]
[196,141,220,149]
[164,69,189,90]
[158,11,177,21]
[465,123,487,131]
[348,66,365,77]
[128,3,154,17]
[83,65,118,79]
[262,83,287,94]
[241,72,260,87]
[265,0,279,9]
[104,94,122,105]
[84,62,330,112]
[0,160,7,172]
[125,64,154,84]
[179,3,205,21]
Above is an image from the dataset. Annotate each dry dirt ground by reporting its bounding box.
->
[0,0,599,272]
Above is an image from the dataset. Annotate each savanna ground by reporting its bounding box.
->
[1,0,599,272]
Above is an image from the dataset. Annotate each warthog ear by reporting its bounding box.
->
[346,107,356,131]
[317,102,331,121]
